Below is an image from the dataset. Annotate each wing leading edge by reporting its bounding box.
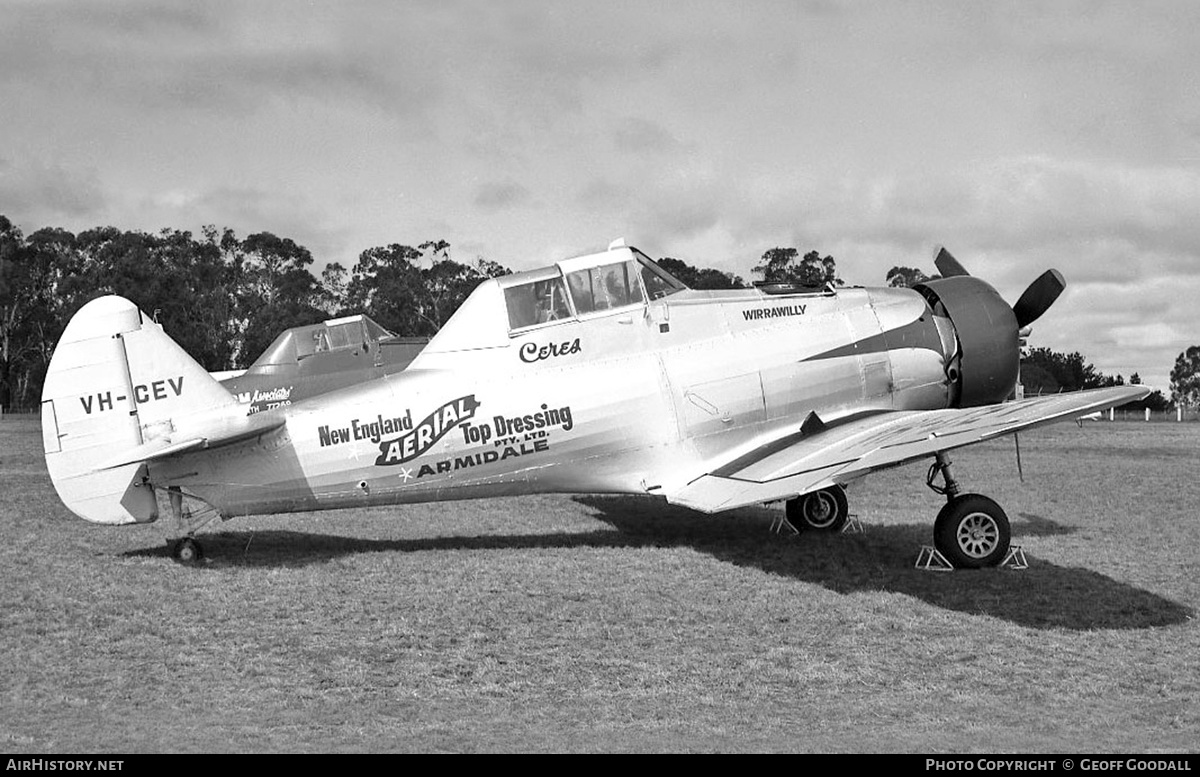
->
[665,385,1151,514]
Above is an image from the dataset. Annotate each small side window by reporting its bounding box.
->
[639,259,686,299]
[567,260,643,314]
[566,271,594,314]
[505,277,572,330]
[326,322,362,350]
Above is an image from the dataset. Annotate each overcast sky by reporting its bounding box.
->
[2,1,1198,388]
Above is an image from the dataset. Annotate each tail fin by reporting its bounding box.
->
[41,296,242,524]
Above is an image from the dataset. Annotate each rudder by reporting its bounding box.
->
[41,296,240,524]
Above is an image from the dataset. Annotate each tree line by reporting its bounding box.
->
[0,215,1186,411]
[0,215,514,410]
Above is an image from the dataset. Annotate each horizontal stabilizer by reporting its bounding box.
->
[41,296,277,524]
[99,412,287,471]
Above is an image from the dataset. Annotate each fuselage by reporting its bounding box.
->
[150,280,962,518]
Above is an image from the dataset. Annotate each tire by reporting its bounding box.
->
[933,494,1011,569]
[171,537,204,564]
[786,485,849,532]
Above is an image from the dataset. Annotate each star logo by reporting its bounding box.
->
[398,467,414,483]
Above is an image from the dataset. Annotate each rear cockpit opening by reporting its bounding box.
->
[245,313,410,371]
[752,281,839,297]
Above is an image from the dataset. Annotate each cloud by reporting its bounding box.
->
[576,178,625,211]
[3,1,1198,389]
[627,156,1200,288]
[133,184,355,266]
[1063,274,1200,385]
[0,2,447,118]
[612,119,679,154]
[0,158,106,221]
[473,180,532,212]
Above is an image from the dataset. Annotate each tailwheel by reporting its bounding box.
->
[785,485,849,532]
[171,536,204,565]
[164,485,220,564]
[933,494,1011,569]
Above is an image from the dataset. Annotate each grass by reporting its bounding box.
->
[1,415,1197,753]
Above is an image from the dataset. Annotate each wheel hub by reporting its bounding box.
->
[804,494,835,527]
[957,513,999,558]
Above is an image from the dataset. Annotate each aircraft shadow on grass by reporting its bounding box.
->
[122,523,648,566]
[123,494,1189,632]
[576,495,1192,632]
[1014,512,1078,537]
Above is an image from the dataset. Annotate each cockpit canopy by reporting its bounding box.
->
[409,244,692,364]
[499,247,687,333]
[247,314,397,369]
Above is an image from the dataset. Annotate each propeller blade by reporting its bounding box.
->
[934,246,970,277]
[1012,268,1066,328]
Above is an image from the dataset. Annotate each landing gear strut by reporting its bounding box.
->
[926,451,1011,568]
[166,486,216,565]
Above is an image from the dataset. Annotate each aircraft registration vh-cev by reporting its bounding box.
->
[40,241,1148,566]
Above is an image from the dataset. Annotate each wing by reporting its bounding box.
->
[664,385,1150,513]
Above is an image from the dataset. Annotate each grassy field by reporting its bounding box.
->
[1,415,1197,753]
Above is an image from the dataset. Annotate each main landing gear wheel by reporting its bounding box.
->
[786,485,849,532]
[933,494,1011,569]
[171,537,204,564]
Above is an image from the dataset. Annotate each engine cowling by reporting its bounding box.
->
[914,276,1020,408]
